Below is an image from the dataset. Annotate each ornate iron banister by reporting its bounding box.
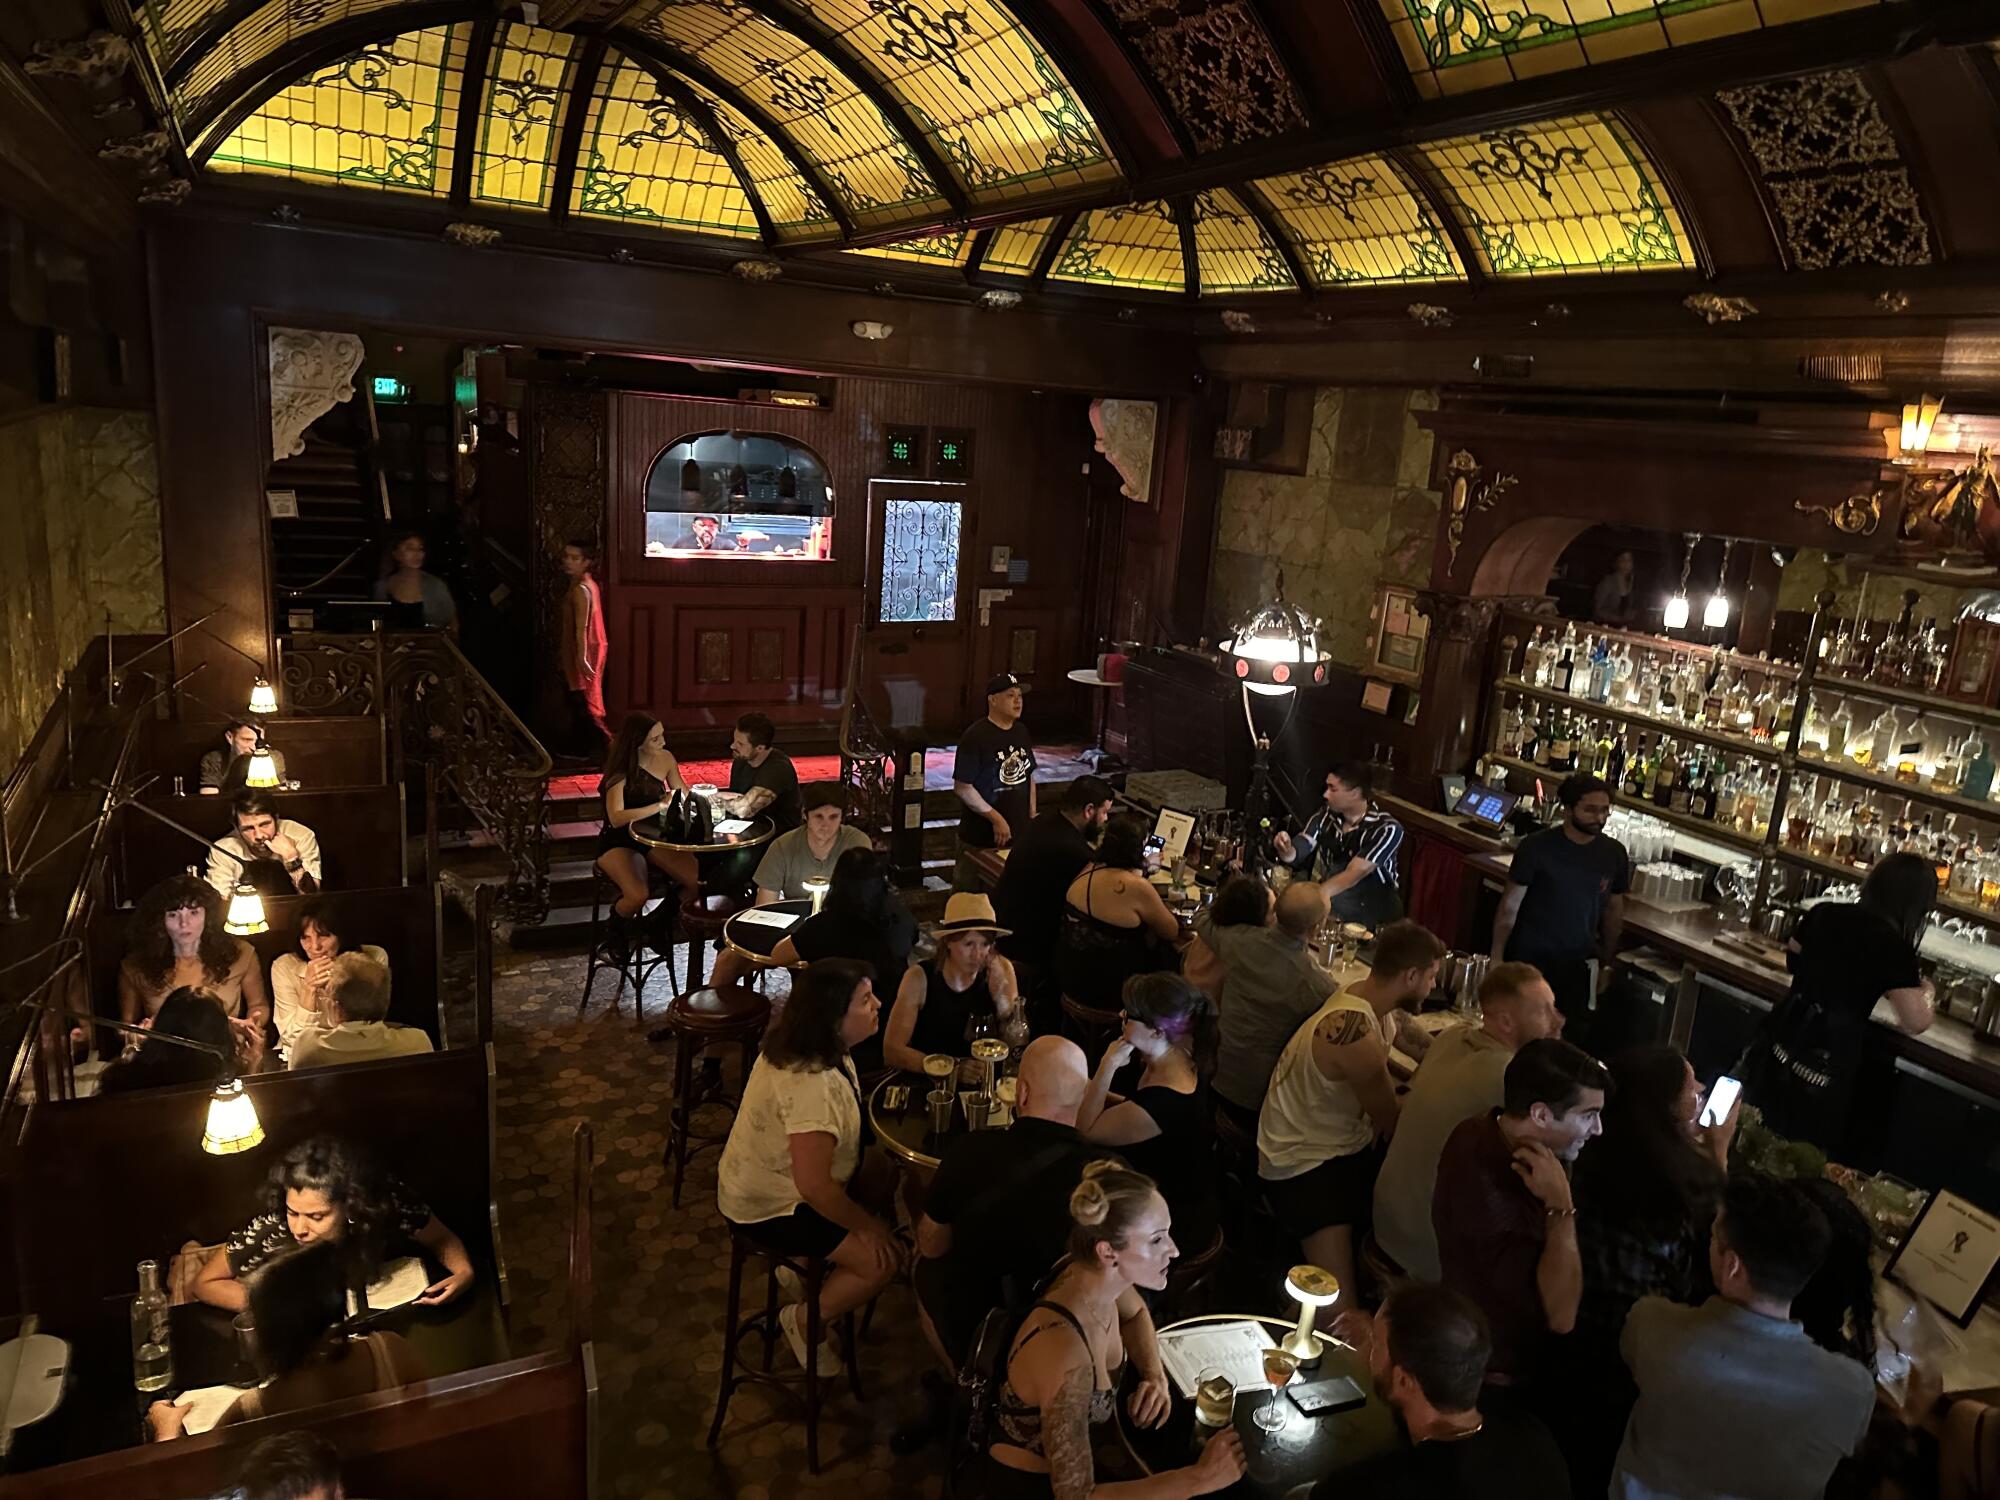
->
[836,625,895,845]
[280,631,551,918]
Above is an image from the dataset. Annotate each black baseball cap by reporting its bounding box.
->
[985,673,1027,696]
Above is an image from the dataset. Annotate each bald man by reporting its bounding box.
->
[912,1036,1110,1372]
[1205,879,1354,1132]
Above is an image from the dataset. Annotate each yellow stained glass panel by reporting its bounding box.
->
[1048,201,1183,293]
[1378,0,1880,95]
[180,0,414,134]
[472,24,578,210]
[1253,158,1465,285]
[1189,189,1294,293]
[673,74,840,244]
[1414,114,1692,275]
[766,0,1115,206]
[572,52,759,238]
[629,0,945,228]
[851,232,972,267]
[203,24,465,196]
[981,218,1056,275]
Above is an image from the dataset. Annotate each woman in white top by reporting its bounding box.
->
[716,957,902,1374]
[270,897,392,1056]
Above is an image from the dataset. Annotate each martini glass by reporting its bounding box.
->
[1255,1346,1301,1433]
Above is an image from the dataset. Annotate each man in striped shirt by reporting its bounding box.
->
[1272,760,1406,928]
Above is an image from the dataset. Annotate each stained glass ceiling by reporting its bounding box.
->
[181,1,1698,298]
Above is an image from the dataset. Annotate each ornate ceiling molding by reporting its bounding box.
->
[1093,0,1308,152]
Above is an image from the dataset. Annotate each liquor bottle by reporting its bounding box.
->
[1670,750,1695,814]
[1551,625,1577,695]
[1637,653,1663,716]
[1773,680,1797,739]
[1521,626,1543,684]
[1590,638,1614,704]
[1807,797,1838,859]
[1500,631,1520,679]
[1701,663,1727,728]
[1965,735,1996,804]
[1606,726,1627,788]
[1550,711,1574,771]
[1621,736,1648,799]
[1613,643,1637,706]
[1534,710,1554,767]
[1653,741,1678,810]
[1725,672,1754,733]
[1657,662,1679,721]
[1689,756,1714,820]
[1571,633,1596,698]
[1593,722,1614,779]
[1520,709,1542,767]
[132,1259,173,1392]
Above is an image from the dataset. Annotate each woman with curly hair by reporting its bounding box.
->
[117,875,266,1056]
[189,1135,474,1314]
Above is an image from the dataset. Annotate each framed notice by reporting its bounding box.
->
[1886,1188,2000,1327]
[1368,584,1429,685]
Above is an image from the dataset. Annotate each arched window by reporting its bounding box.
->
[643,431,835,560]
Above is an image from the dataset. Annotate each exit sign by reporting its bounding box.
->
[372,375,410,401]
[933,428,973,479]
[884,424,925,476]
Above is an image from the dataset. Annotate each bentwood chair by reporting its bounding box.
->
[580,871,672,1026]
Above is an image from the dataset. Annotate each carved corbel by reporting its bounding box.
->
[1793,490,1882,537]
[269,328,365,461]
[1443,449,1520,575]
[25,32,131,86]
[1412,590,1501,646]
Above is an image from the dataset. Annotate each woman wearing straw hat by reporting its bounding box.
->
[884,893,1022,1074]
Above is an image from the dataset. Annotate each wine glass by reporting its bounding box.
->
[1255,1346,1300,1432]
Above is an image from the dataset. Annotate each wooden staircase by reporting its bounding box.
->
[269,407,382,617]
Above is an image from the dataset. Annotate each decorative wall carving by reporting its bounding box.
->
[1793,491,1882,537]
[1443,448,1517,575]
[267,328,364,461]
[1684,292,1756,324]
[1096,0,1308,151]
[1715,69,1934,270]
[24,31,131,86]
[1090,397,1159,503]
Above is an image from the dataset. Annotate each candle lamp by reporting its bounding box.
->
[1281,1264,1340,1362]
[803,876,829,914]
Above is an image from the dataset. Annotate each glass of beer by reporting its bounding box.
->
[1254,1347,1301,1432]
[994,1074,1019,1112]
[921,1053,955,1087]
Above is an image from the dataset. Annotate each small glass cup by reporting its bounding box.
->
[1194,1367,1236,1431]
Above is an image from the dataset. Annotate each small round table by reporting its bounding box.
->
[1116,1314,1397,1495]
[868,1071,945,1173]
[1067,667,1117,769]
[627,811,775,857]
[720,896,813,969]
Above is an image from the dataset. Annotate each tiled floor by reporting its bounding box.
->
[488,943,948,1499]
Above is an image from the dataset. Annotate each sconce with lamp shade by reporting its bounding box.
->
[247,678,279,716]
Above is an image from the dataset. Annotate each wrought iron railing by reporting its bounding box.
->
[280,631,551,917]
[836,626,896,845]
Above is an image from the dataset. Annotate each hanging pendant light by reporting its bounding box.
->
[202,1078,265,1155]
[1664,533,1697,631]
[247,678,279,716]
[1219,571,1332,697]
[778,464,798,501]
[680,455,702,494]
[224,882,269,936]
[243,740,280,789]
[1704,538,1734,629]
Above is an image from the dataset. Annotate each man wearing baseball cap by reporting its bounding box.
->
[952,674,1038,889]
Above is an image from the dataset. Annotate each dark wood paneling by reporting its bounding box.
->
[114,787,407,904]
[133,715,388,790]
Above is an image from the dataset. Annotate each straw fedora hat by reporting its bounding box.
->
[932,892,1011,938]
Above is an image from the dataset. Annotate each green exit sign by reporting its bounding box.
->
[933,428,972,478]
[372,376,410,401]
[890,437,912,462]
[884,424,924,476]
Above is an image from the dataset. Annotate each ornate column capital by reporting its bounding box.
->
[268,328,365,460]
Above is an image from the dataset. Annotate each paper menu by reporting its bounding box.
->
[347,1256,429,1315]
[176,1383,249,1435]
[734,909,800,930]
[1157,1319,1276,1399]
[713,818,753,835]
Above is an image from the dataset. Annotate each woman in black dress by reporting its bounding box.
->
[1076,972,1219,1253]
[1745,851,1936,1155]
[594,712,697,921]
[1055,813,1181,1013]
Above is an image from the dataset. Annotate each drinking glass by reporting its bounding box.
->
[1194,1368,1236,1432]
[1255,1347,1300,1432]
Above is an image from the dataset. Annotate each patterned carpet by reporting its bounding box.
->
[487,939,949,1499]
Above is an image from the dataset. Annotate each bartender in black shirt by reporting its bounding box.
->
[1491,772,1629,1043]
[721,711,800,832]
[952,674,1037,889]
[992,774,1115,1029]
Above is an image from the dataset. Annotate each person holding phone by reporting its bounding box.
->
[1316,1284,1572,1499]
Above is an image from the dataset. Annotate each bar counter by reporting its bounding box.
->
[1380,792,2000,1105]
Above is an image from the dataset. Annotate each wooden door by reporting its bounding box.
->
[860,478,976,739]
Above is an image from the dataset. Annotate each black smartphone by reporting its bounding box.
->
[1287,1374,1368,1417]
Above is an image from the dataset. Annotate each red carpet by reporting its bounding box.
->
[548,755,846,801]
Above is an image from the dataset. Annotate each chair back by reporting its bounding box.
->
[947,1303,1018,1499]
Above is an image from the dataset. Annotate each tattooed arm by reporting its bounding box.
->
[1311,1002,1401,1138]
[1041,1342,1245,1499]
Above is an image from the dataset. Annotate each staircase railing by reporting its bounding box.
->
[280,631,552,918]
[836,626,896,846]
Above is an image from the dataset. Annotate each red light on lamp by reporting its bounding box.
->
[1234,659,1249,678]
[1313,664,1327,684]
[1272,664,1290,685]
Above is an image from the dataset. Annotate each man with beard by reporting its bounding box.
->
[207,790,322,898]
[719,712,800,832]
[1432,1038,1608,1394]
[1316,1283,1570,1500]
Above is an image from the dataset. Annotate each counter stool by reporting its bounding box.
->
[581,872,670,1026]
[1059,993,1121,1054]
[708,1227,863,1474]
[1162,1226,1226,1317]
[679,889,750,992]
[663,984,770,1207]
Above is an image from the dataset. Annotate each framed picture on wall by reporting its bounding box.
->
[1367,584,1429,685]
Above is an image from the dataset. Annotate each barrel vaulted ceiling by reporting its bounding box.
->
[17,0,2000,304]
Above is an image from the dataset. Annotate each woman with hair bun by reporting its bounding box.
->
[1077,973,1219,1252]
[983,1161,1246,1498]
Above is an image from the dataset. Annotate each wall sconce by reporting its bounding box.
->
[1704,538,1734,629]
[202,1078,266,1154]
[225,882,270,936]
[1664,533,1697,631]
[1898,395,1944,460]
[850,320,894,341]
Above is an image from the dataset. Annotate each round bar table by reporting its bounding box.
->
[1067,667,1116,769]
[868,1072,945,1173]
[626,811,775,859]
[720,897,813,969]
[1117,1314,1397,1495]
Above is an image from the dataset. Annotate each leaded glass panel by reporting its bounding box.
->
[672,75,841,242]
[572,52,761,237]
[471,24,578,209]
[1048,201,1184,293]
[1189,189,1295,293]
[880,498,962,623]
[1252,158,1466,286]
[852,232,973,267]
[980,217,1056,275]
[179,0,415,134]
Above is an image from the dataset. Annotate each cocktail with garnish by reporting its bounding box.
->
[1255,1346,1301,1432]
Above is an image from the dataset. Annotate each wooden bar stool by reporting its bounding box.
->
[708,1227,864,1475]
[1059,993,1121,1054]
[662,983,770,1207]
[679,888,750,990]
[580,872,670,1027]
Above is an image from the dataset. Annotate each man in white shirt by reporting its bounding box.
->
[207,790,322,897]
[1258,920,1445,1316]
[1372,962,1563,1280]
[289,954,432,1069]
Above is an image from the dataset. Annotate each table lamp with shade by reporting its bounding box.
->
[803,876,830,914]
[96,781,272,936]
[1281,1264,1341,1363]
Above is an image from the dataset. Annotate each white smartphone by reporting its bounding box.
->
[1699,1075,1742,1128]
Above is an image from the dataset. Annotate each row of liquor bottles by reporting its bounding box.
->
[1818,598,1955,694]
[1508,622,1796,741]
[1495,706,1778,834]
[1781,780,1997,911]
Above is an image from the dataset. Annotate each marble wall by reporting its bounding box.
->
[1775,547,1971,627]
[1206,386,1443,669]
[0,408,164,771]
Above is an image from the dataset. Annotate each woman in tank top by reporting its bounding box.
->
[1055,813,1182,1013]
[594,712,698,923]
[883,893,1021,1073]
